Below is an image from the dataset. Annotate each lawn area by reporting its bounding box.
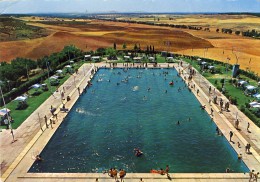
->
[0,61,85,129]
[182,57,260,126]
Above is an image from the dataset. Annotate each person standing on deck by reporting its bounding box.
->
[229,131,233,142]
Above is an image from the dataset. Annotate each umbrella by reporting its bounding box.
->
[249,102,259,107]
[14,96,27,102]
[197,58,201,61]
[69,61,74,63]
[30,83,42,89]
[56,70,63,73]
[238,80,247,85]
[65,65,72,68]
[253,104,260,108]
[50,75,59,80]
[246,85,256,90]
[0,108,10,116]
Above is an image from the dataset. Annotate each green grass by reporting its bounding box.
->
[207,78,252,107]
[182,57,260,126]
[0,61,84,129]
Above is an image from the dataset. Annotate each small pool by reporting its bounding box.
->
[29,68,249,173]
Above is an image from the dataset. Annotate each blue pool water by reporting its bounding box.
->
[29,68,249,173]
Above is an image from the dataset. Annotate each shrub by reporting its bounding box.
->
[231,97,238,105]
[240,105,245,112]
[245,103,250,108]
[217,86,222,92]
[244,109,260,127]
[31,90,42,96]
[16,101,28,110]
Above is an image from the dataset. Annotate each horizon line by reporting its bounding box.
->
[2,11,260,15]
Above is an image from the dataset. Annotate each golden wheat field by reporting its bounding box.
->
[0,15,260,73]
[121,14,260,31]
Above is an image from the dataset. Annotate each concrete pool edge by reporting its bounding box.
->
[2,63,260,182]
[19,172,249,179]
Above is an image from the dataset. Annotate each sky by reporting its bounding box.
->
[0,0,260,14]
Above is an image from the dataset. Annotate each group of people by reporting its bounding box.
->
[249,170,259,182]
[150,165,170,177]
[108,168,126,182]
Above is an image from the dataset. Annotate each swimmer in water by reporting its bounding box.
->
[134,148,143,157]
[177,120,180,125]
[35,155,43,161]
[165,90,167,93]
[200,105,206,110]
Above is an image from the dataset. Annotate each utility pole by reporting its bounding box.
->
[249,58,251,72]
[46,61,54,97]
[0,85,16,143]
[26,64,30,80]
[7,80,11,92]
[38,113,43,132]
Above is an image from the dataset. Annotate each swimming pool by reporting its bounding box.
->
[29,68,249,173]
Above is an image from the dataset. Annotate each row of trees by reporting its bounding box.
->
[101,18,204,32]
[0,45,83,95]
[241,29,260,38]
[113,42,155,53]
[101,18,260,39]
[216,28,260,38]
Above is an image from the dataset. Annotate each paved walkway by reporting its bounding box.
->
[1,62,259,182]
[0,63,94,176]
[177,62,260,170]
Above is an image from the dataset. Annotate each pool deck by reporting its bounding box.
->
[1,62,260,182]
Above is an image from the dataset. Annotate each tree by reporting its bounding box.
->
[0,63,19,81]
[37,56,50,71]
[106,48,117,60]
[235,31,240,35]
[10,58,37,80]
[133,44,138,51]
[122,43,127,50]
[63,45,82,60]
[96,47,106,56]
